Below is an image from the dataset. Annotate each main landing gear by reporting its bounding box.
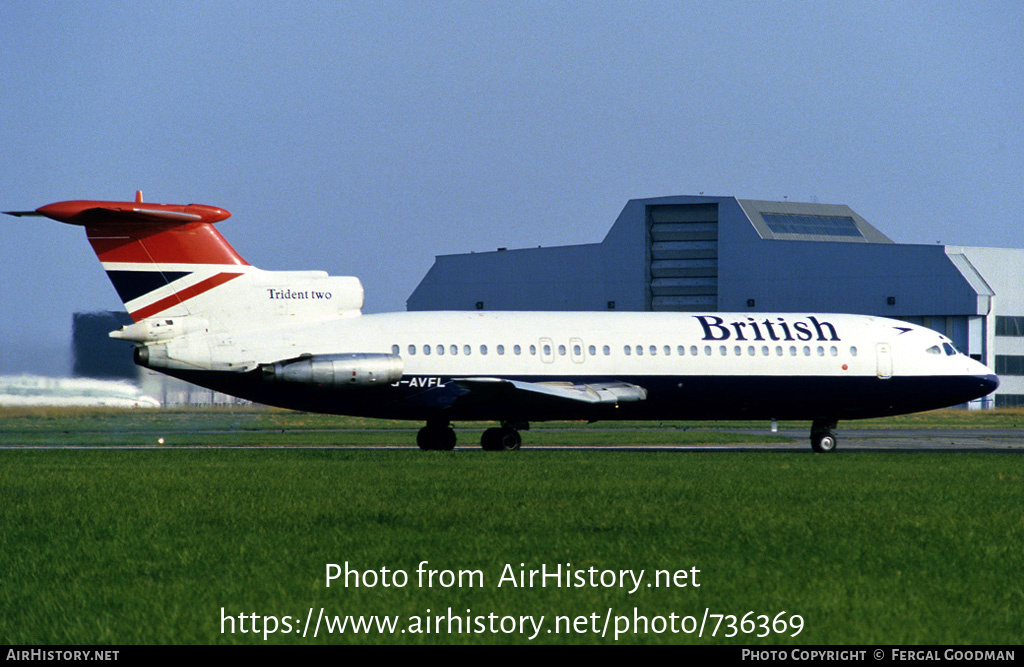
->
[416,419,456,451]
[480,421,526,451]
[810,419,838,453]
[416,420,527,451]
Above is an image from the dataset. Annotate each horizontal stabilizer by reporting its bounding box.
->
[7,200,231,227]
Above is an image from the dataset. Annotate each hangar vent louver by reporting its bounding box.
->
[647,203,718,312]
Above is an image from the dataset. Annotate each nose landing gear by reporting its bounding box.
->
[810,419,838,453]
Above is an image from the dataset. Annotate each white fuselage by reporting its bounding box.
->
[194,310,978,380]
[150,309,996,424]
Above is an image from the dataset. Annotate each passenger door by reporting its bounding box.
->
[876,343,893,379]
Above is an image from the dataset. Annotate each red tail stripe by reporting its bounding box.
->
[129,272,244,321]
[87,223,249,265]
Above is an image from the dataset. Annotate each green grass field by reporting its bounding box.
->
[0,408,1021,644]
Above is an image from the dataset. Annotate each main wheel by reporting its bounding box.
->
[480,426,521,451]
[497,427,521,450]
[481,427,503,451]
[417,424,456,451]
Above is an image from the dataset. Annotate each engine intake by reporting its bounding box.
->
[260,353,403,387]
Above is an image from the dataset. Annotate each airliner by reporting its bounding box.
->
[6,193,998,452]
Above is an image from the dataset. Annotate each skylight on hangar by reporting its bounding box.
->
[737,200,893,243]
[761,213,863,238]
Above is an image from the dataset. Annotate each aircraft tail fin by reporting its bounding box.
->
[20,193,248,322]
[10,193,363,331]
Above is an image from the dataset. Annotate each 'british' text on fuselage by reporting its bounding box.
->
[694,315,840,342]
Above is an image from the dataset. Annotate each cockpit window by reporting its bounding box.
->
[926,345,942,355]
[943,343,956,356]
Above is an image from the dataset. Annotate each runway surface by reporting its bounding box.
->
[700,428,1024,452]
[4,428,1023,452]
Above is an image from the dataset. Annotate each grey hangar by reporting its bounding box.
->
[408,195,1023,408]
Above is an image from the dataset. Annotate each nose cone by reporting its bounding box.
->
[965,356,999,401]
[978,372,1000,396]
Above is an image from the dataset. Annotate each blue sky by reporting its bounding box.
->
[1,1,1021,375]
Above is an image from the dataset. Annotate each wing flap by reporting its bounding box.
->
[452,377,647,407]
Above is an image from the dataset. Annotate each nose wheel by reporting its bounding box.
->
[810,420,838,453]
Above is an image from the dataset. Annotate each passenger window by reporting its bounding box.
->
[692,346,699,356]
[529,345,536,355]
[424,345,431,356]
[803,346,811,356]
[817,346,825,357]
[850,346,858,356]
[734,346,741,356]
[775,346,783,356]
[719,346,727,356]
[830,346,838,357]
[636,346,643,356]
[514,345,521,355]
[789,346,797,356]
[650,345,657,356]
[497,345,505,355]
[575,344,584,356]
[558,345,566,356]
[704,346,711,356]
[624,346,632,356]
[463,345,471,355]
[480,345,487,355]
[761,346,769,356]
[678,345,685,356]
[603,345,610,356]
[408,344,416,355]
[664,345,671,356]
[450,345,458,356]
[588,345,596,356]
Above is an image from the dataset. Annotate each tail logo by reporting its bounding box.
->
[112,270,245,321]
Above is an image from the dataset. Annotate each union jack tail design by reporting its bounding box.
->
[26,192,251,322]
[9,192,364,338]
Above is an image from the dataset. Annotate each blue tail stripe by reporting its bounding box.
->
[106,270,191,304]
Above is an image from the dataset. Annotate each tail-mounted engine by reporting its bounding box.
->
[260,353,403,387]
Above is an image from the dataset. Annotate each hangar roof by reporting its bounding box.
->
[737,199,893,243]
[945,248,994,298]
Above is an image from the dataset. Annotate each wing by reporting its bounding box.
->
[451,377,647,414]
